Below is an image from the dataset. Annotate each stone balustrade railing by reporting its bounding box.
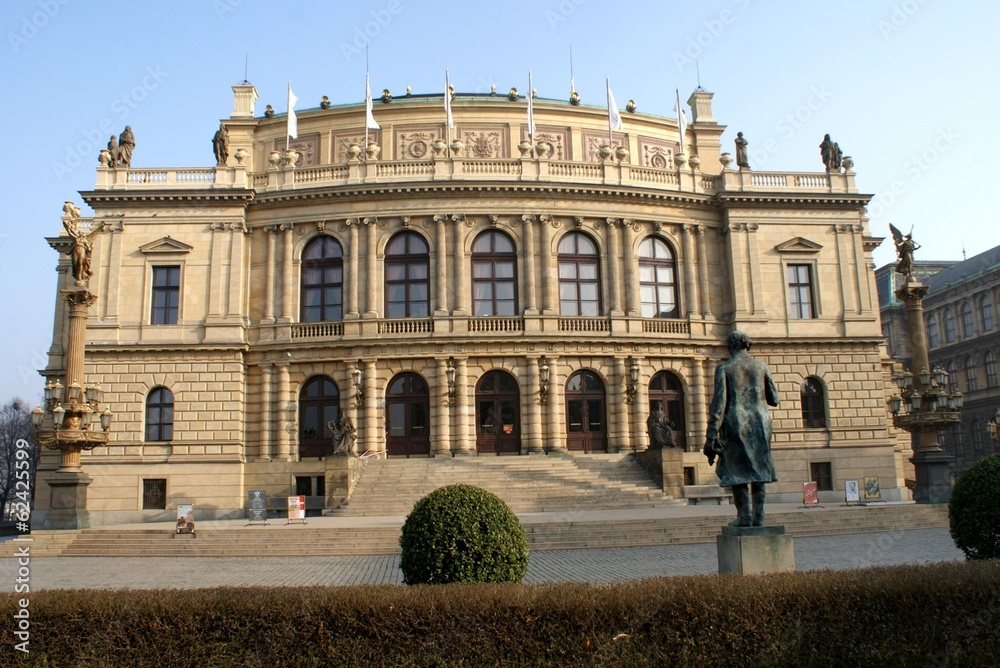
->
[93,158,857,195]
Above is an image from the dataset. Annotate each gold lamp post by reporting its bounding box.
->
[33,204,113,529]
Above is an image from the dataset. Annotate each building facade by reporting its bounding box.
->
[879,248,1000,475]
[37,83,910,526]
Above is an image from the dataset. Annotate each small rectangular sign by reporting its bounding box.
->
[863,476,881,501]
[248,490,267,523]
[287,495,306,522]
[802,481,819,505]
[845,480,860,503]
[176,504,195,534]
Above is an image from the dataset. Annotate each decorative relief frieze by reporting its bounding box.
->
[638,136,679,169]
[519,125,571,160]
[272,133,320,166]
[333,129,381,163]
[458,125,507,159]
[582,131,628,163]
[395,125,444,161]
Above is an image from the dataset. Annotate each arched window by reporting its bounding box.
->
[385,232,430,318]
[927,315,939,348]
[966,356,978,392]
[146,387,174,442]
[972,420,984,453]
[565,370,607,452]
[944,308,956,343]
[638,236,679,318]
[558,232,601,316]
[386,373,430,457]
[986,351,998,388]
[471,231,517,316]
[982,295,995,331]
[946,360,958,393]
[648,371,686,449]
[301,236,344,322]
[953,424,965,458]
[299,376,340,458]
[800,377,826,429]
[961,302,975,338]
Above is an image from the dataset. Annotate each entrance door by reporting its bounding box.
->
[476,371,521,454]
[649,371,685,449]
[386,373,430,457]
[565,370,607,453]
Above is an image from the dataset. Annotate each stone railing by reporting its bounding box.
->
[468,317,523,333]
[377,318,434,335]
[641,319,690,335]
[94,159,857,196]
[291,322,344,339]
[558,317,611,333]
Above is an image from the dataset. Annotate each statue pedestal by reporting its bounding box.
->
[717,525,795,575]
[910,449,954,504]
[42,471,93,530]
[324,453,363,510]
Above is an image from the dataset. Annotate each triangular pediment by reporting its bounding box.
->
[139,236,193,255]
[775,237,823,253]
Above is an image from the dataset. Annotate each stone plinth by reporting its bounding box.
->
[42,471,93,530]
[633,446,684,499]
[910,450,954,504]
[325,453,364,509]
[717,525,795,575]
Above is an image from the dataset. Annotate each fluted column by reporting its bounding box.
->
[683,224,699,318]
[612,356,629,451]
[545,357,565,452]
[208,223,226,317]
[692,358,707,453]
[264,226,276,321]
[454,357,472,455]
[540,215,556,314]
[526,357,544,453]
[521,215,537,315]
[452,215,468,315]
[227,223,247,318]
[622,220,638,316]
[63,291,97,393]
[434,214,449,315]
[606,218,622,316]
[346,219,360,318]
[631,358,649,452]
[696,225,710,318]
[259,365,273,460]
[280,224,294,321]
[364,219,378,318]
[745,223,765,317]
[275,363,291,460]
[433,358,452,457]
[362,360,378,453]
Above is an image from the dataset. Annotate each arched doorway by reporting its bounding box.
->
[565,370,607,453]
[299,376,339,458]
[476,371,520,454]
[648,371,685,449]
[386,373,430,457]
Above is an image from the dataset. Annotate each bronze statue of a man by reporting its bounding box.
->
[328,412,357,456]
[646,402,675,449]
[704,331,779,527]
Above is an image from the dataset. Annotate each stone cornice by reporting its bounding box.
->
[80,189,255,207]
[715,192,873,209]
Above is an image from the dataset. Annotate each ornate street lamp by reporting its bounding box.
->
[625,357,640,404]
[446,358,457,404]
[539,358,550,404]
[351,360,364,409]
[988,408,1000,442]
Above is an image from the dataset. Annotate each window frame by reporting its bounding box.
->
[557,232,603,317]
[638,235,680,319]
[961,302,975,338]
[981,295,995,331]
[943,308,957,343]
[786,263,816,319]
[800,377,827,429]
[986,351,998,388]
[150,265,181,325]
[384,232,430,319]
[927,315,940,348]
[298,376,340,459]
[471,230,518,317]
[300,235,344,323]
[965,355,979,392]
[145,387,174,442]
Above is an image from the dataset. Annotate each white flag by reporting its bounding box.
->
[527,71,536,140]
[365,72,380,131]
[287,82,298,139]
[607,78,623,131]
[445,69,454,129]
[674,88,687,147]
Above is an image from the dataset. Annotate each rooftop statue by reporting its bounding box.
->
[117,125,135,168]
[212,122,230,166]
[704,331,779,527]
[734,131,749,168]
[889,223,920,278]
[819,133,842,172]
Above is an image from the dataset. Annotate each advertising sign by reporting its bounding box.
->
[176,504,195,534]
[287,495,306,523]
[845,480,860,504]
[248,490,268,524]
[863,476,882,501]
[802,481,819,505]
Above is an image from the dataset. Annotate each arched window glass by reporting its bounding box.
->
[301,236,344,322]
[800,377,826,429]
[981,295,995,331]
[946,360,958,393]
[299,376,339,458]
[927,315,939,348]
[638,236,679,318]
[557,232,601,316]
[471,231,517,316]
[966,356,978,392]
[944,308,956,343]
[986,351,998,388]
[146,387,174,442]
[961,303,974,338]
[972,420,984,453]
[385,232,430,318]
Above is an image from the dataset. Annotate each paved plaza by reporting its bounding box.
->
[0,528,963,590]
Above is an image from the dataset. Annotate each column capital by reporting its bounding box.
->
[433,213,448,224]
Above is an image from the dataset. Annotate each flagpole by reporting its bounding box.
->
[606,77,612,146]
[365,46,370,160]
[445,69,452,156]
[287,81,291,152]
[569,45,575,94]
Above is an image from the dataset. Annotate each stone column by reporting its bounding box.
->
[346,219,360,318]
[275,363,291,460]
[525,357,544,453]
[434,214,449,315]
[692,358,707,453]
[280,224,294,321]
[631,357,649,452]
[540,216,556,314]
[606,218,622,316]
[696,225,711,318]
[264,226,276,322]
[745,223,765,317]
[622,220,638,317]
[452,215,468,315]
[259,364,273,460]
[208,223,226,317]
[362,360,378,453]
[102,222,122,322]
[521,215,537,315]
[227,223,247,318]
[683,224,699,319]
[545,357,565,452]
[612,356,629,451]
[364,218,378,318]
[723,222,749,319]
[454,357,473,455]
[433,358,452,457]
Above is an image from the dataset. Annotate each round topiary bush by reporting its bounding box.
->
[949,452,1000,560]
[399,484,529,585]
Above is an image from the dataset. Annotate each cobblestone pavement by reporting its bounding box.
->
[0,528,963,590]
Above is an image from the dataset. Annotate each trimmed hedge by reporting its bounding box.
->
[1,562,998,667]
[399,484,529,585]
[950,452,1000,560]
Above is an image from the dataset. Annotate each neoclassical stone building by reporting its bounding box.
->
[37,82,910,525]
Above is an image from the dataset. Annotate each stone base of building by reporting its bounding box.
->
[717,525,795,575]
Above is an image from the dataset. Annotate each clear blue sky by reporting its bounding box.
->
[1,0,996,405]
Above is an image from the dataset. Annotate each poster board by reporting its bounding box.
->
[287,495,307,524]
[863,476,882,502]
[247,490,268,524]
[802,481,819,505]
[845,480,860,504]
[176,504,195,534]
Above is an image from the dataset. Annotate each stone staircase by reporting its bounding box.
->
[330,452,684,516]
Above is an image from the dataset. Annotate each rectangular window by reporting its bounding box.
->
[142,479,167,510]
[295,476,312,497]
[151,266,181,325]
[787,265,814,319]
[809,462,833,492]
